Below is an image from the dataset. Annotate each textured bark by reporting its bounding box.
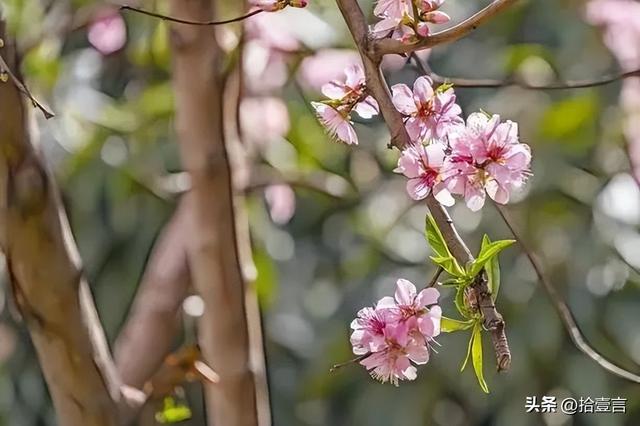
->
[0,24,131,426]
[168,0,260,424]
[115,200,191,389]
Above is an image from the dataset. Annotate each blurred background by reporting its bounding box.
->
[1,0,640,424]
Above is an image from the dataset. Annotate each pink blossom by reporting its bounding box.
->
[391,76,463,142]
[445,113,531,210]
[321,64,379,119]
[88,11,127,55]
[378,279,442,337]
[374,0,412,20]
[372,16,418,44]
[349,278,442,385]
[311,102,358,145]
[394,142,454,205]
[265,184,296,224]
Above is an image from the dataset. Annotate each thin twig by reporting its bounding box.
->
[374,0,518,57]
[330,353,370,372]
[120,5,262,26]
[427,267,444,288]
[493,202,640,384]
[0,50,54,119]
[410,52,640,90]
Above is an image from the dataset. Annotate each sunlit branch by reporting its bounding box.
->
[374,0,518,57]
[410,52,640,90]
[494,202,640,384]
[120,5,262,26]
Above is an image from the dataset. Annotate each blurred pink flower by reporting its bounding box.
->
[391,76,463,141]
[445,113,531,210]
[374,0,412,20]
[297,49,362,91]
[265,184,296,224]
[241,96,290,144]
[311,102,358,145]
[585,0,640,70]
[394,142,454,205]
[88,11,127,55]
[350,278,441,385]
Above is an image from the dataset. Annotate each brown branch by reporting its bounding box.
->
[494,203,640,383]
[120,5,262,26]
[411,52,640,90]
[374,0,518,57]
[336,0,511,371]
[168,0,262,423]
[0,23,139,426]
[114,200,191,390]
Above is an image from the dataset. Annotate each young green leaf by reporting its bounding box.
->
[454,285,471,319]
[471,323,490,394]
[481,235,502,301]
[155,397,192,424]
[441,317,474,333]
[467,238,515,278]
[460,328,474,372]
[431,255,465,278]
[425,214,451,259]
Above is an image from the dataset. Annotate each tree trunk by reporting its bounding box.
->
[168,0,261,424]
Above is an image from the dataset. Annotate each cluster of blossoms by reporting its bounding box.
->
[311,65,379,145]
[372,0,451,44]
[251,0,308,12]
[351,279,442,385]
[313,67,532,211]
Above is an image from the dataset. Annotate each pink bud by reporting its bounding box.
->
[422,11,450,24]
[416,22,430,37]
[289,0,308,7]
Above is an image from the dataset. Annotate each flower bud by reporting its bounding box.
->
[288,0,308,8]
[422,10,450,24]
[416,22,430,37]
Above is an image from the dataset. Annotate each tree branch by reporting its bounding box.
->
[115,200,191,389]
[375,0,519,57]
[494,203,640,383]
[0,22,140,426]
[411,52,640,90]
[336,0,511,371]
[168,0,262,423]
[120,5,262,26]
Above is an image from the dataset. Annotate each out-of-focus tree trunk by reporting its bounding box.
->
[168,0,263,424]
[0,22,128,426]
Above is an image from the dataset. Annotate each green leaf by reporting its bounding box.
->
[467,238,515,278]
[431,255,465,278]
[471,323,490,394]
[460,327,474,372]
[441,317,474,333]
[155,397,192,424]
[425,214,451,259]
[436,82,454,94]
[454,285,471,319]
[482,235,502,301]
